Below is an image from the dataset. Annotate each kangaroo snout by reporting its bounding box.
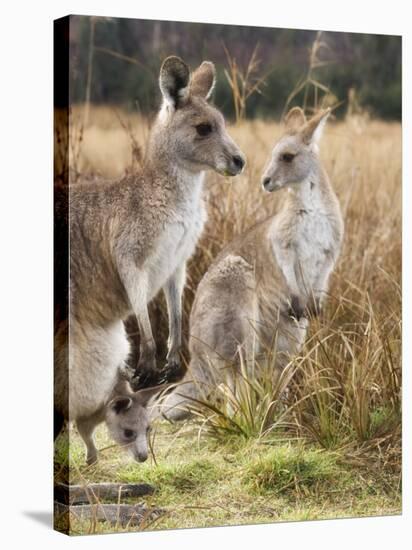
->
[132,439,149,462]
[223,151,246,176]
[262,176,272,191]
[262,176,278,192]
[135,450,148,463]
[231,154,245,173]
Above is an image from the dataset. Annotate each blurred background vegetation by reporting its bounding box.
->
[68,15,401,120]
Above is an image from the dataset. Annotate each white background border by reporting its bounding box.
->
[0,1,409,548]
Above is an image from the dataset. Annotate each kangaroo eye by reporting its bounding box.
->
[146,426,152,434]
[195,123,212,137]
[123,429,136,439]
[281,153,295,163]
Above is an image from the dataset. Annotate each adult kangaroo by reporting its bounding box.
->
[54,56,245,450]
[160,107,344,420]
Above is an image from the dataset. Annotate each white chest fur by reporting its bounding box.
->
[270,181,340,297]
[293,209,335,290]
[146,174,206,299]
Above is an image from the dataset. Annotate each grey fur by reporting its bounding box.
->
[76,378,166,465]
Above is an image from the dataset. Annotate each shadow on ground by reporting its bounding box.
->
[23,511,53,529]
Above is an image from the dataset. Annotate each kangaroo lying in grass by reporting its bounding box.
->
[54,56,245,455]
[160,107,344,420]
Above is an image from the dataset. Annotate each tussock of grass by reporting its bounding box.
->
[120,458,220,495]
[244,445,339,496]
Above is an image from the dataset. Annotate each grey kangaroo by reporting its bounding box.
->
[54,56,245,460]
[160,107,344,420]
[78,376,166,465]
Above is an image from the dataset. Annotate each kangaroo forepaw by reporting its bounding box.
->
[131,356,186,389]
[130,354,159,389]
[130,366,159,390]
[288,294,305,321]
[161,358,187,384]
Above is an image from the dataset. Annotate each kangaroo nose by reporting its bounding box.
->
[136,452,148,463]
[232,155,245,171]
[262,177,271,190]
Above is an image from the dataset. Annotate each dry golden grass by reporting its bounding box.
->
[69,105,401,331]
[56,105,401,533]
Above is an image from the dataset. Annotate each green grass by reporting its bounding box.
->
[55,419,401,535]
[244,445,340,496]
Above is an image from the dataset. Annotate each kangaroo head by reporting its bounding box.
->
[261,107,331,192]
[105,381,167,462]
[154,56,245,176]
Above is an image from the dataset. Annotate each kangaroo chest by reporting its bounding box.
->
[294,210,336,283]
[272,200,339,296]
[146,190,206,299]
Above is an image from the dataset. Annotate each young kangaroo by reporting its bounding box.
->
[54,57,245,447]
[160,107,344,420]
[77,377,166,465]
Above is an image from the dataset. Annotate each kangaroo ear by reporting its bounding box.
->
[301,108,331,145]
[190,61,216,100]
[136,384,170,407]
[284,106,307,132]
[159,56,190,109]
[108,396,133,414]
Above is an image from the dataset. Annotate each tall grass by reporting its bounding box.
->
[223,44,270,122]
[186,116,401,464]
[184,277,401,459]
[283,30,340,117]
[63,105,401,469]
